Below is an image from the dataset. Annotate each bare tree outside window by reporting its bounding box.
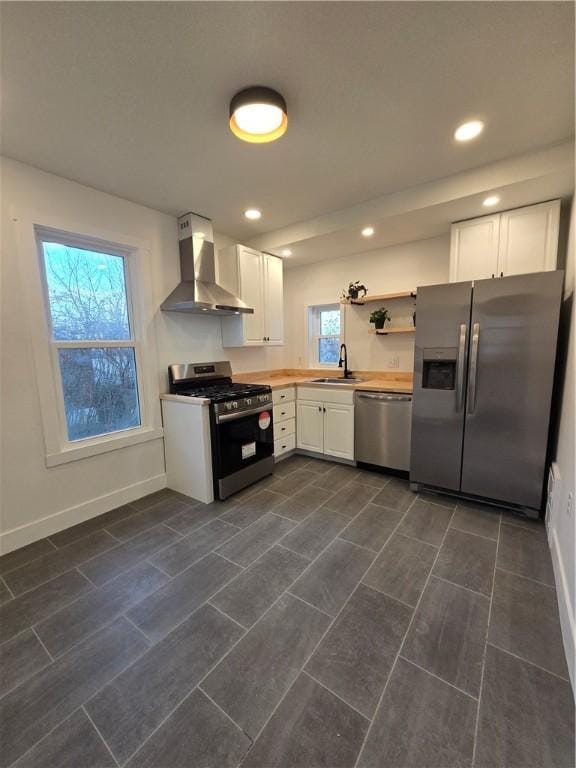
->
[41,241,141,441]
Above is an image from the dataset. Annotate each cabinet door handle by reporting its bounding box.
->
[280,411,286,416]
[323,407,326,413]
[281,426,286,432]
[318,406,322,412]
[280,394,286,399]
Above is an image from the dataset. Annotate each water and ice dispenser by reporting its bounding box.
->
[422,348,457,390]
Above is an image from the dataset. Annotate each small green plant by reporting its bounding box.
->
[341,281,368,301]
[369,307,390,329]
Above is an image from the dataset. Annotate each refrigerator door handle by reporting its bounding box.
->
[456,323,467,411]
[467,322,480,414]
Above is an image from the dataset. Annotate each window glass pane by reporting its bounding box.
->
[318,337,340,365]
[58,348,141,441]
[42,242,130,340]
[320,309,340,336]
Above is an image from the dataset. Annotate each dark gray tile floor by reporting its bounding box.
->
[0,457,573,767]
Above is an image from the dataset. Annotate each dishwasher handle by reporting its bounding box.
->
[357,393,412,402]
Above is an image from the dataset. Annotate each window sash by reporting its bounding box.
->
[36,229,145,446]
[308,304,342,366]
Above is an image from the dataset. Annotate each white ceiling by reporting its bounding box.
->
[251,141,575,266]
[2,1,574,246]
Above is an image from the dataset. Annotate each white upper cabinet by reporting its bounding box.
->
[263,253,284,344]
[219,245,284,347]
[449,215,500,282]
[498,201,561,277]
[450,200,560,283]
[238,247,265,344]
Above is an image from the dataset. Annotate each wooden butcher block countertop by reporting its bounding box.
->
[232,369,413,394]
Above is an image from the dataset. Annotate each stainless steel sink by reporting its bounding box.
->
[310,377,365,384]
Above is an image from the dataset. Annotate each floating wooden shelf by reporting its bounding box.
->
[369,327,416,335]
[342,290,416,305]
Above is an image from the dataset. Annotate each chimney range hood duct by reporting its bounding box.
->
[161,212,253,316]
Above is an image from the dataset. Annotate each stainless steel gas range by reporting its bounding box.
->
[167,361,274,499]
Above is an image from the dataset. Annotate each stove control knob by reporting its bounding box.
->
[232,401,238,409]
[246,398,252,406]
[225,403,233,411]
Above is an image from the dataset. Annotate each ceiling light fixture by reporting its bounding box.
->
[281,248,292,257]
[483,195,500,207]
[361,227,375,237]
[454,120,484,142]
[230,86,288,143]
[244,209,262,220]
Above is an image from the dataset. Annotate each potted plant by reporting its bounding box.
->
[369,307,390,330]
[341,281,368,301]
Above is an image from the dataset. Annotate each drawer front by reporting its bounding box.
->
[297,386,355,405]
[274,417,295,440]
[274,433,296,457]
[272,386,295,405]
[274,401,295,423]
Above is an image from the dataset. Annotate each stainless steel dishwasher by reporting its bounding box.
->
[354,391,413,471]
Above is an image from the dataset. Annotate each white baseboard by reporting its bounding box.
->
[0,473,167,554]
[549,525,575,694]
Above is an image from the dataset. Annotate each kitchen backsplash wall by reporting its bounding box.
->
[283,234,450,372]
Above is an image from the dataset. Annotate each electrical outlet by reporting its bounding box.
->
[567,492,573,520]
[388,356,400,369]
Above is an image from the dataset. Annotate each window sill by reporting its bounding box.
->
[45,426,164,467]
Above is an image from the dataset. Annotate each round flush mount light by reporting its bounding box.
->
[281,248,292,257]
[244,208,262,220]
[230,87,288,143]
[483,195,500,207]
[454,120,484,142]
[361,227,375,237]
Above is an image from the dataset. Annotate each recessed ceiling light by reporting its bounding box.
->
[244,209,262,220]
[361,227,375,237]
[281,248,292,257]
[483,195,500,207]
[230,87,288,143]
[454,120,484,142]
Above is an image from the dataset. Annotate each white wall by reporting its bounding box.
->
[283,235,450,371]
[0,159,284,552]
[549,201,575,690]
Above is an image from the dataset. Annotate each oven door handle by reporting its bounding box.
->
[216,404,272,424]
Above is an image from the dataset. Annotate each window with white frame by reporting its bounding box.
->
[37,231,142,442]
[308,304,342,366]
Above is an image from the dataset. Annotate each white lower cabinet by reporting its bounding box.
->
[324,403,355,460]
[296,387,355,461]
[296,401,325,453]
[273,386,296,460]
[274,433,296,459]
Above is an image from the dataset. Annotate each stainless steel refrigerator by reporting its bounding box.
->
[410,271,563,516]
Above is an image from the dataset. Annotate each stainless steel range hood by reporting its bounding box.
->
[161,212,253,315]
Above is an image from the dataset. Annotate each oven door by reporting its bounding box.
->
[212,404,274,498]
